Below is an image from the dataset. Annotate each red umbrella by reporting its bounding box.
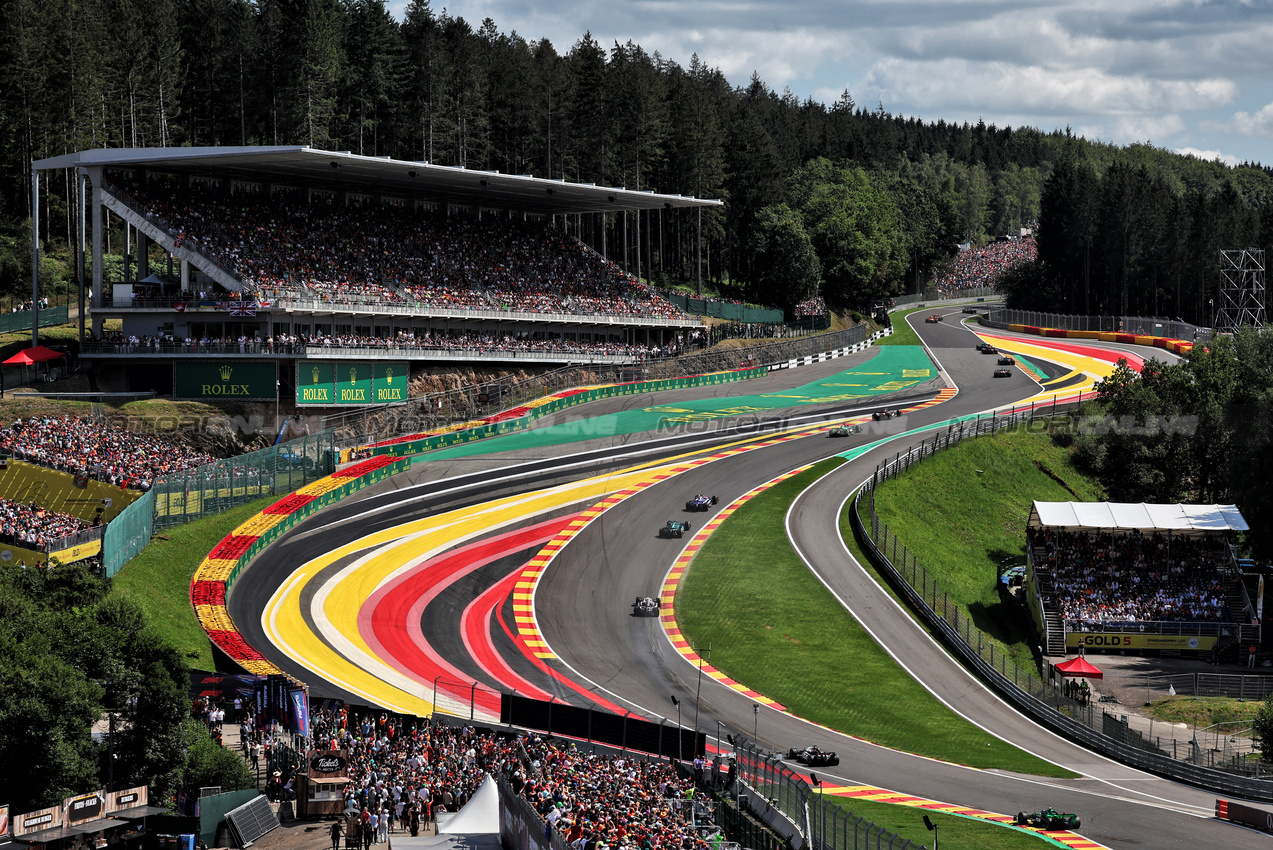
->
[1055,656,1103,679]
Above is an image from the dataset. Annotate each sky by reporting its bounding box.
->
[389,0,1273,168]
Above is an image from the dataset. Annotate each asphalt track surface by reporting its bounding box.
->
[228,309,1269,848]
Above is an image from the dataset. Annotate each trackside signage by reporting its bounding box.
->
[1066,633,1217,651]
[175,361,276,400]
[295,361,409,406]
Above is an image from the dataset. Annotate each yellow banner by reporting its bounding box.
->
[1067,632,1217,651]
[47,537,103,565]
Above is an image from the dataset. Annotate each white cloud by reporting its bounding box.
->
[1174,147,1241,166]
[1229,101,1273,136]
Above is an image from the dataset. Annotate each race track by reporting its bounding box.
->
[227,308,1269,848]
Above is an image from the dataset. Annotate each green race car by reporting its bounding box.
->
[1014,808,1080,830]
[660,520,691,538]
[828,424,861,438]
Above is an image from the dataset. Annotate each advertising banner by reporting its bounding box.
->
[0,804,8,838]
[334,362,375,406]
[296,362,335,405]
[175,361,276,400]
[14,805,61,838]
[372,362,409,403]
[106,786,149,814]
[1066,632,1218,651]
[64,790,105,826]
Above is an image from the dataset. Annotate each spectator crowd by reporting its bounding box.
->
[109,175,691,323]
[1029,528,1232,631]
[931,237,1036,295]
[0,415,217,491]
[277,705,723,850]
[0,497,89,550]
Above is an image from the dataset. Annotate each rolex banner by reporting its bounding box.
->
[174,361,276,400]
[295,361,409,406]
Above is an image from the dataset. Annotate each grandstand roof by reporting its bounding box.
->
[1029,501,1249,533]
[33,147,724,215]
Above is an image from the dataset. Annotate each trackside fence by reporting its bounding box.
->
[851,406,1273,798]
[731,739,927,850]
[984,310,1209,342]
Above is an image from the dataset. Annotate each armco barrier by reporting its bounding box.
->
[850,412,1273,800]
[190,455,410,674]
[359,367,768,459]
[980,313,1197,357]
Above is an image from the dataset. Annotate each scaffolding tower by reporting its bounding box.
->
[1216,248,1266,332]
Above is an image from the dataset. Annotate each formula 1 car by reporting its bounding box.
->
[685,495,719,511]
[962,306,979,313]
[633,596,661,616]
[997,355,1016,365]
[980,344,999,354]
[1014,808,1080,830]
[786,746,840,767]
[660,520,691,538]
[872,409,901,421]
[924,314,943,323]
[828,424,861,438]
[993,368,1012,378]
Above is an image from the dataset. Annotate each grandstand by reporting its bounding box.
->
[1024,501,1256,660]
[32,147,722,408]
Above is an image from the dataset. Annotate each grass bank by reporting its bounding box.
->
[677,457,1073,776]
[111,494,277,671]
[861,426,1103,672]
[873,306,932,347]
[823,797,1057,850]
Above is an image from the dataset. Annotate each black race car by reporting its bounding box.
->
[997,355,1015,365]
[685,495,719,511]
[786,746,840,767]
[1014,808,1080,830]
[872,409,901,421]
[962,306,978,314]
[633,596,661,616]
[980,344,999,354]
[660,520,691,538]
[993,368,1012,378]
[828,424,861,438]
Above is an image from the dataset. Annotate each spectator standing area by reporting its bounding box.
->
[32,147,723,410]
[1024,501,1257,661]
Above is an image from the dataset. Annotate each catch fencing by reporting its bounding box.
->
[731,739,927,850]
[851,405,1273,797]
[660,292,785,324]
[103,430,336,576]
[984,309,1210,342]
[891,286,997,307]
[320,324,872,447]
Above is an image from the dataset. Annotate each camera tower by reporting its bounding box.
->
[1216,248,1266,332]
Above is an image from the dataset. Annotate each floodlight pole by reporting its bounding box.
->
[671,696,682,762]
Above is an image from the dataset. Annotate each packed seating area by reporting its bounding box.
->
[109,174,688,321]
[0,416,218,491]
[0,497,89,550]
[1029,528,1232,630]
[792,295,827,317]
[299,706,714,850]
[932,236,1036,295]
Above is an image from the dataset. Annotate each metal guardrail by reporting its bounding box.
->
[984,309,1212,342]
[851,406,1273,797]
[81,339,640,364]
[731,739,926,850]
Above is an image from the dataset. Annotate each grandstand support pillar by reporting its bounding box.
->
[31,169,39,347]
[78,170,87,344]
[180,257,191,290]
[696,207,702,296]
[138,233,150,279]
[91,171,104,319]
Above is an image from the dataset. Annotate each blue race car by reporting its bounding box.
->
[685,494,719,512]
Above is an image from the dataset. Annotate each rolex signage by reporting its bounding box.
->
[296,361,409,407]
[174,361,276,400]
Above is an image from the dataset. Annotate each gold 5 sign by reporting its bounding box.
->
[295,361,409,406]
[1066,632,1218,651]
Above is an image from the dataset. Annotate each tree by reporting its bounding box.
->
[179,719,254,791]
[1255,696,1273,762]
[749,204,820,310]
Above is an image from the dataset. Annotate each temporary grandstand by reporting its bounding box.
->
[30,147,723,405]
[1024,501,1257,660]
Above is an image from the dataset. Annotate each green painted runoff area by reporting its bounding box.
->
[421,346,937,460]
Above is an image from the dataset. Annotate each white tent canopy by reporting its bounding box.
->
[436,773,499,835]
[1029,501,1248,533]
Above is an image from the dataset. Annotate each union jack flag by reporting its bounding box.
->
[229,302,256,317]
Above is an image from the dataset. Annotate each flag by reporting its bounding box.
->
[230,303,256,317]
[173,303,187,313]
[255,298,272,309]
[1168,684,1176,696]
